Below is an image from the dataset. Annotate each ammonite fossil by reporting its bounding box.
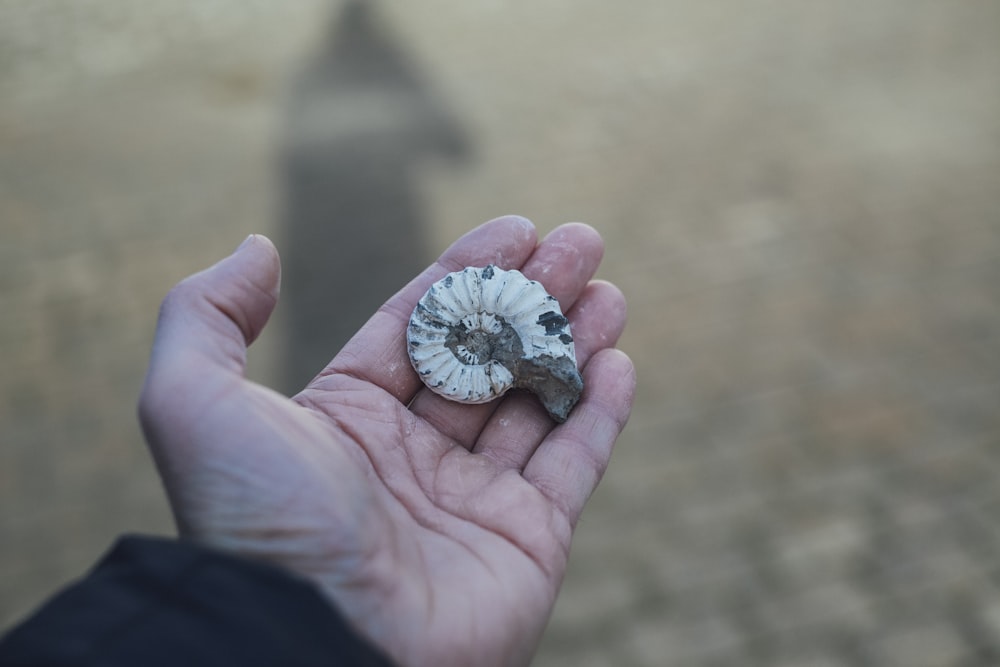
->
[407,265,584,422]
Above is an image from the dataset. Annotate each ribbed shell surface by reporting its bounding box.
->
[406,265,578,405]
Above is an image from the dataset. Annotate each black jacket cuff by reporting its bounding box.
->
[0,535,395,667]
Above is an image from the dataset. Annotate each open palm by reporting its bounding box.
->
[139,216,635,667]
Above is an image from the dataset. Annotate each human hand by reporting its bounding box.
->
[138,216,635,666]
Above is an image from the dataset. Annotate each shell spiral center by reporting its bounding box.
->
[445,312,523,367]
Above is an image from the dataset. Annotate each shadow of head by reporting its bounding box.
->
[278,0,471,393]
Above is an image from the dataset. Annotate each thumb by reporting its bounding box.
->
[139,234,281,431]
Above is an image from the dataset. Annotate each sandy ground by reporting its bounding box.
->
[1,1,999,664]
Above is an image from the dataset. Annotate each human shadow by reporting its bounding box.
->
[278,0,470,394]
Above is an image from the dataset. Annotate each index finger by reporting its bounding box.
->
[309,215,538,403]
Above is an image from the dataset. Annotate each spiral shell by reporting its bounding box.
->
[407,265,583,422]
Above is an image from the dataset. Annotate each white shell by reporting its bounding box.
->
[407,265,583,422]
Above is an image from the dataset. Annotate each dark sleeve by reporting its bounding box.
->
[0,535,395,667]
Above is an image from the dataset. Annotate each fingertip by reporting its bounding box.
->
[589,347,636,382]
[151,234,283,378]
[583,347,637,419]
[578,279,627,317]
[541,223,604,263]
[595,347,636,379]
[234,232,276,255]
[545,221,603,245]
[484,214,538,257]
[233,234,281,296]
[587,278,623,297]
[440,215,539,271]
[490,213,536,235]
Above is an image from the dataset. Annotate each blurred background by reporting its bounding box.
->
[1,0,998,664]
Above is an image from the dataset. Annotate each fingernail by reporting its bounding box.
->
[235,234,256,253]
